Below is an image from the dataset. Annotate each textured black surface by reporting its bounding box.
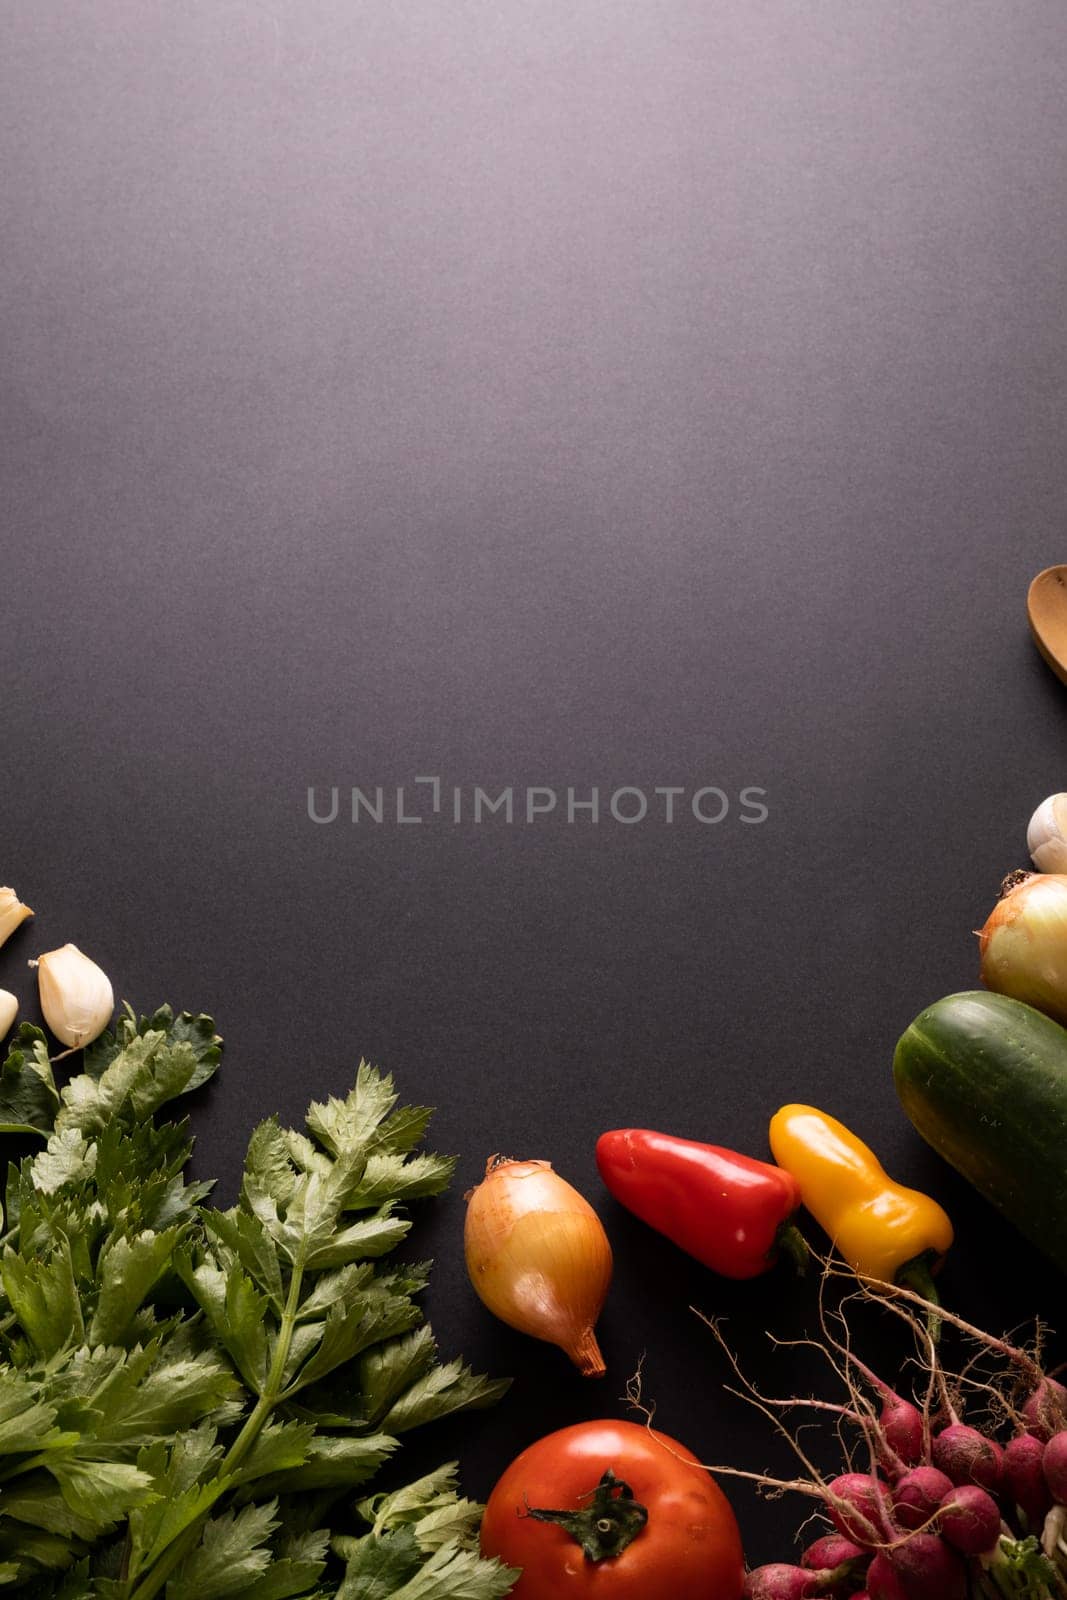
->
[3,0,1067,1570]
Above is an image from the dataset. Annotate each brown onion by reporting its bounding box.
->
[979,871,1067,1026]
[464,1155,612,1377]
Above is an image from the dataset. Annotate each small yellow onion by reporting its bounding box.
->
[0,888,33,951]
[979,871,1067,1026]
[464,1155,612,1378]
[32,943,114,1049]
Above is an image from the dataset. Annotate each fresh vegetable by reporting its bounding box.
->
[741,1567,817,1598]
[931,1423,1003,1491]
[694,1270,1067,1599]
[876,1533,966,1599]
[864,1556,908,1600]
[595,1128,807,1278]
[464,1156,612,1376]
[891,1467,953,1531]
[767,1105,952,1291]
[893,990,1067,1275]
[979,871,1067,1024]
[1044,1431,1067,1503]
[1024,1377,1067,1441]
[800,1532,868,1573]
[1027,793,1067,871]
[0,888,32,950]
[0,990,16,1039]
[31,941,114,1049]
[0,1020,61,1136]
[824,1473,891,1544]
[479,1418,745,1599]
[1004,1432,1052,1526]
[0,1003,514,1598]
[877,1395,924,1467]
[937,1484,1000,1555]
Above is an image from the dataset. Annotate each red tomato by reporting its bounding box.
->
[480,1419,745,1599]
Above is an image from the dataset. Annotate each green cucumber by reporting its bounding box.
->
[893,990,1067,1273]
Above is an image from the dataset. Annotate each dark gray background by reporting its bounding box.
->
[3,0,1067,1570]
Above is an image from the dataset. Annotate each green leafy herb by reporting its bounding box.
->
[0,1012,515,1599]
[0,1024,60,1137]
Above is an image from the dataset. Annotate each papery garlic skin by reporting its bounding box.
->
[0,888,33,950]
[0,990,17,1039]
[1027,794,1067,873]
[464,1157,612,1377]
[33,943,114,1049]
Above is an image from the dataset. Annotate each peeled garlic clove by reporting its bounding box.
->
[0,990,16,1040]
[1027,794,1067,873]
[32,943,114,1049]
[0,888,33,950]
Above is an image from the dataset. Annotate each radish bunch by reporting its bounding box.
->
[702,1280,1067,1599]
[742,1386,1067,1597]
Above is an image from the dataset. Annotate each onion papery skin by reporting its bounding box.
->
[979,873,1067,1027]
[464,1157,612,1377]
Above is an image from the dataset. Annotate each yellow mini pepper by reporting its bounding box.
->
[769,1104,953,1287]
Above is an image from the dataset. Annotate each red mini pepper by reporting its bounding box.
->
[596,1128,807,1279]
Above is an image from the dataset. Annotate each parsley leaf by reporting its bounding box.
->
[0,1026,59,1138]
[83,1009,222,1094]
[0,1017,512,1599]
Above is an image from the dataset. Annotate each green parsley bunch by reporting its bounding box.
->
[0,1008,516,1599]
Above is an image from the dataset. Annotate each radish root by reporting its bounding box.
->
[626,1261,1067,1597]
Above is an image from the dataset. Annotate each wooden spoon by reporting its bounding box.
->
[1028,566,1067,685]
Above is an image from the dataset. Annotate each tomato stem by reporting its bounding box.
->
[524,1469,649,1561]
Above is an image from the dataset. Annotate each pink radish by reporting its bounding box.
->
[892,1467,953,1531]
[801,1534,866,1570]
[879,1396,925,1468]
[1023,1378,1067,1442]
[932,1424,1003,1491]
[1004,1432,1051,1526]
[886,1533,967,1600]
[1043,1430,1067,1505]
[937,1485,1000,1555]
[866,1556,909,1600]
[742,1566,818,1599]
[826,1472,890,1545]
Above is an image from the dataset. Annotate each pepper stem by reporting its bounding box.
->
[524,1470,649,1561]
[896,1251,943,1343]
[774,1221,810,1277]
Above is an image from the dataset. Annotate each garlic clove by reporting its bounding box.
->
[32,943,114,1050]
[1027,794,1067,873]
[0,888,33,950]
[0,989,17,1040]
